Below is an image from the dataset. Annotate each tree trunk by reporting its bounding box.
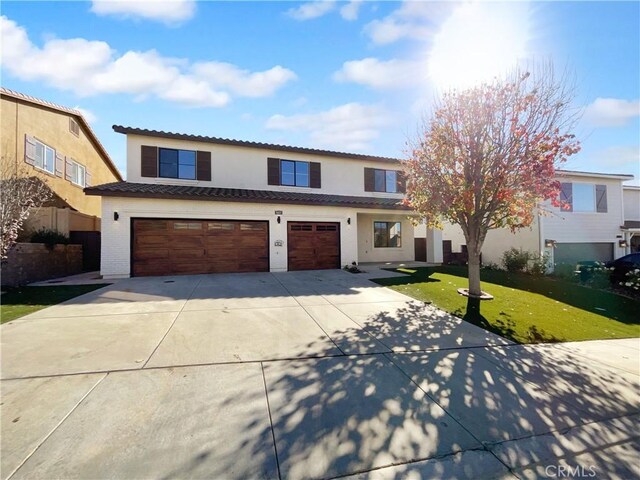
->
[466,240,482,297]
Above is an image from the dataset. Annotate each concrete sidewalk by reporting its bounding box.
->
[1,270,638,479]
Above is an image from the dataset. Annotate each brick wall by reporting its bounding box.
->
[1,243,83,287]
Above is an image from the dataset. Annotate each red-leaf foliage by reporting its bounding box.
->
[405,70,580,241]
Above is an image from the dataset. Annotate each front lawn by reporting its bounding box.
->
[372,266,640,344]
[0,285,110,324]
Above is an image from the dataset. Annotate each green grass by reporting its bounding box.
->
[0,285,110,324]
[372,266,640,344]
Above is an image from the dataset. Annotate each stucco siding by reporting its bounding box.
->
[1,96,121,218]
[356,213,415,263]
[125,134,405,200]
[624,187,640,221]
[100,196,382,277]
[442,219,540,266]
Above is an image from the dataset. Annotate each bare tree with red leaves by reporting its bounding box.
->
[405,69,580,297]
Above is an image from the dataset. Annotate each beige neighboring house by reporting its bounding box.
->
[442,169,636,269]
[622,185,640,253]
[1,87,122,235]
[86,126,443,279]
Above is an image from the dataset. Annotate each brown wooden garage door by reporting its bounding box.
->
[132,219,269,276]
[287,222,340,271]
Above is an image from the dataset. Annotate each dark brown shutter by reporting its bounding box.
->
[268,157,280,185]
[309,162,321,188]
[559,182,573,212]
[396,171,406,193]
[55,152,64,177]
[196,151,211,181]
[141,146,158,177]
[65,157,73,181]
[25,135,36,165]
[364,167,375,192]
[595,184,607,213]
[85,170,92,187]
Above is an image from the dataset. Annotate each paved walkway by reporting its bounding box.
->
[1,270,638,479]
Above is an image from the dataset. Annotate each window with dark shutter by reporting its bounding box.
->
[595,184,607,213]
[559,182,573,212]
[196,151,211,181]
[364,168,375,192]
[309,162,321,188]
[268,157,281,185]
[141,146,158,177]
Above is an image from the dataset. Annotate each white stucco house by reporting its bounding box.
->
[441,170,636,268]
[86,126,442,279]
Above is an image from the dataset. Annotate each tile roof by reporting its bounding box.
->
[1,87,123,181]
[112,125,403,164]
[85,182,410,210]
[622,220,640,229]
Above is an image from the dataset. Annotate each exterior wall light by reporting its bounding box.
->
[544,239,556,248]
[114,212,119,221]
[347,217,351,225]
[277,216,281,224]
[619,239,628,248]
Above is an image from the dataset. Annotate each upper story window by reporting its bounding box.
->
[560,182,607,213]
[267,158,321,189]
[365,167,405,193]
[34,139,56,174]
[68,160,86,187]
[281,160,309,187]
[159,148,196,180]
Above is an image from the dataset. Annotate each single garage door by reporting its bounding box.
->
[554,242,614,266]
[132,219,269,276]
[287,222,340,271]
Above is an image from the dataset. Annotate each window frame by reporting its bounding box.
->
[158,147,197,180]
[34,139,56,175]
[372,168,398,193]
[280,160,310,187]
[69,160,86,187]
[572,182,596,213]
[373,221,402,248]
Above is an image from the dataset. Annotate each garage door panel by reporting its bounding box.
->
[287,222,340,271]
[132,219,268,277]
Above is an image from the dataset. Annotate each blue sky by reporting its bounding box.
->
[1,1,638,182]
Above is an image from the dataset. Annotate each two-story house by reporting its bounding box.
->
[1,87,123,233]
[86,126,442,278]
[442,170,635,268]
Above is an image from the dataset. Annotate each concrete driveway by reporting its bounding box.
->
[1,270,638,479]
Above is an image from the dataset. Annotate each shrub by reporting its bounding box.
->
[553,263,578,281]
[30,228,69,249]
[528,253,550,276]
[619,268,640,292]
[501,248,530,272]
[482,261,502,271]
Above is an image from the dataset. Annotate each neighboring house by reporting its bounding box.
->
[622,185,640,253]
[442,170,635,268]
[85,126,442,279]
[0,87,123,235]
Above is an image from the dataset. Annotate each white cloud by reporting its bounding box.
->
[73,106,97,124]
[90,0,196,24]
[584,98,640,127]
[340,1,362,21]
[0,16,295,108]
[590,145,640,169]
[286,1,336,21]
[333,57,424,89]
[191,62,297,98]
[266,103,391,152]
[364,1,452,45]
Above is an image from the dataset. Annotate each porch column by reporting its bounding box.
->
[426,227,443,263]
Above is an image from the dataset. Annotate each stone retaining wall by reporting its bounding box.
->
[1,243,83,287]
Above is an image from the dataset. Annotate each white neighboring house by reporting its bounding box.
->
[86,126,443,279]
[622,185,640,253]
[441,170,635,269]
